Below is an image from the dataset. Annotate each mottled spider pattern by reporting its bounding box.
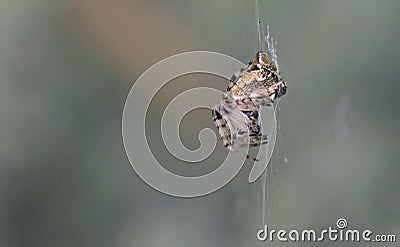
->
[212,51,287,161]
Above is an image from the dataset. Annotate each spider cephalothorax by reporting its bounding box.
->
[212,51,287,161]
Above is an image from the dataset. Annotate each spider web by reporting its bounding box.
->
[254,1,282,245]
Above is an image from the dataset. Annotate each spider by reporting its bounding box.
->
[212,51,287,161]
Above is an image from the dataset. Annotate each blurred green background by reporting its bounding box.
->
[1,0,399,246]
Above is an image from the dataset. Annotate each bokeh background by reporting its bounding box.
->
[1,0,399,246]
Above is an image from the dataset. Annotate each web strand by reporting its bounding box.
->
[255,0,264,51]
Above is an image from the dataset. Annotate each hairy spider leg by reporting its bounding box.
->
[236,133,269,147]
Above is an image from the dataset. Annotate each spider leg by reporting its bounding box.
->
[236,134,268,147]
[227,146,259,162]
[256,96,274,106]
[212,105,232,149]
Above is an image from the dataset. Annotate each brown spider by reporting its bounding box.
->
[212,51,287,161]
